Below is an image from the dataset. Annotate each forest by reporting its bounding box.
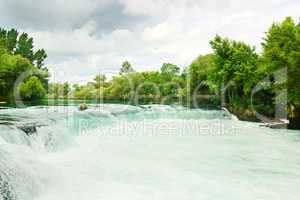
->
[0,17,299,129]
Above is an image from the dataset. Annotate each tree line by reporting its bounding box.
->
[0,17,299,128]
[48,61,185,103]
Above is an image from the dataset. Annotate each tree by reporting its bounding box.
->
[107,72,145,100]
[0,28,48,67]
[160,63,180,79]
[63,82,71,97]
[73,84,95,100]
[72,84,82,94]
[20,76,46,100]
[139,71,162,98]
[6,29,18,53]
[93,74,106,89]
[188,54,215,95]
[120,61,134,75]
[0,27,49,102]
[208,35,259,100]
[262,17,300,128]
[15,33,34,63]
[34,49,47,68]
[0,53,33,101]
[48,83,62,99]
[161,76,184,97]
[0,28,18,53]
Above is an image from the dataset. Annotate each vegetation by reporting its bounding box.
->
[120,60,134,75]
[48,62,185,104]
[262,17,300,128]
[0,28,49,102]
[20,76,47,100]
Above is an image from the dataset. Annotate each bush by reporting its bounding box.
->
[20,76,46,100]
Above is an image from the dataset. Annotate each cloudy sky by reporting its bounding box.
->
[0,0,299,83]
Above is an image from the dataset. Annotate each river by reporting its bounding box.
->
[0,104,300,200]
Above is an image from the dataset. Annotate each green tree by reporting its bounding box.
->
[188,54,215,95]
[161,76,184,97]
[108,72,144,100]
[34,49,47,68]
[262,17,300,128]
[120,61,134,75]
[93,74,106,89]
[73,84,81,93]
[63,82,71,97]
[15,33,34,63]
[139,71,162,98]
[160,63,180,80]
[0,28,48,67]
[208,35,259,101]
[73,85,95,100]
[6,29,18,52]
[0,27,49,102]
[0,53,33,101]
[48,83,62,99]
[20,76,46,100]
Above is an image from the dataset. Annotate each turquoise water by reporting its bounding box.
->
[0,104,300,200]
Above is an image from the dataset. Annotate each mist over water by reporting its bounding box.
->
[1,104,300,200]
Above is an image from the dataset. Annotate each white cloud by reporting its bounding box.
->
[119,0,172,17]
[142,22,176,41]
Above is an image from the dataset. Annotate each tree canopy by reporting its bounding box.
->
[120,61,134,75]
[0,28,49,102]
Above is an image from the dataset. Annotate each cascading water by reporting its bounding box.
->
[0,104,300,200]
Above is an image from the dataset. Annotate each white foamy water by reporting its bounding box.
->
[0,104,300,200]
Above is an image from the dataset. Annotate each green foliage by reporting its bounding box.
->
[138,71,161,98]
[0,53,33,100]
[107,72,144,100]
[0,28,47,67]
[188,54,215,95]
[63,82,71,97]
[208,35,259,97]
[34,49,47,68]
[6,29,18,52]
[160,63,180,81]
[262,17,300,117]
[20,76,46,100]
[48,83,61,99]
[73,84,95,100]
[0,27,49,102]
[15,33,34,62]
[57,62,185,102]
[92,74,106,89]
[120,61,134,75]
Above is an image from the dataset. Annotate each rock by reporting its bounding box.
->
[288,117,300,130]
[269,123,288,129]
[79,104,88,111]
[16,123,47,136]
[17,124,37,136]
[259,122,288,129]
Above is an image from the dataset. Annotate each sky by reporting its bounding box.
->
[0,0,299,84]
